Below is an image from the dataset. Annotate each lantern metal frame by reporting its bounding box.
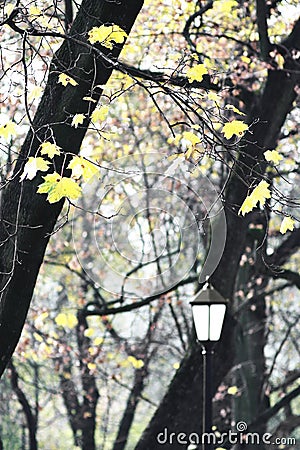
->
[190,282,228,450]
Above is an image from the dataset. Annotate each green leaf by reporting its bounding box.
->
[37,172,82,203]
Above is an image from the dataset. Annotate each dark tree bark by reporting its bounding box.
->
[113,367,147,450]
[59,312,100,450]
[0,0,144,378]
[76,313,100,450]
[135,19,300,450]
[8,361,38,450]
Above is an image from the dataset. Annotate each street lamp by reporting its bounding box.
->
[190,282,227,450]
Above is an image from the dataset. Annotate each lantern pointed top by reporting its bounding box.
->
[191,282,227,306]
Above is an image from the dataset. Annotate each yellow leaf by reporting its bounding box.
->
[20,157,50,181]
[275,53,285,69]
[264,150,283,165]
[37,172,82,203]
[40,141,61,158]
[239,195,256,216]
[219,0,238,13]
[227,385,239,395]
[239,180,271,215]
[207,92,221,105]
[83,96,97,103]
[280,216,295,234]
[84,328,95,337]
[71,113,85,128]
[55,312,78,329]
[185,147,194,159]
[221,120,248,139]
[58,73,78,87]
[88,24,127,49]
[91,105,109,123]
[28,86,43,102]
[225,104,245,116]
[33,332,43,343]
[186,64,208,83]
[93,337,104,346]
[29,6,42,16]
[121,74,133,90]
[0,120,16,140]
[134,359,144,369]
[250,180,271,207]
[241,55,251,64]
[168,134,181,146]
[182,131,201,146]
[63,372,72,379]
[127,356,144,369]
[4,3,15,16]
[87,362,97,371]
[173,362,180,370]
[67,156,99,181]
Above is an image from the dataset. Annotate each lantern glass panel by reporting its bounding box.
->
[209,304,226,341]
[192,304,209,341]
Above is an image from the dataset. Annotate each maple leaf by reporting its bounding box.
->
[0,120,16,140]
[250,180,271,207]
[58,73,78,87]
[264,150,283,165]
[91,105,109,122]
[221,120,248,139]
[71,114,85,128]
[37,172,82,203]
[88,24,127,49]
[238,196,256,216]
[40,141,61,158]
[280,216,295,234]
[67,156,99,181]
[20,157,50,181]
[182,131,201,147]
[239,180,271,215]
[186,64,208,83]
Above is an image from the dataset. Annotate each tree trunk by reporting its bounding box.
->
[0,0,144,378]
[76,313,99,450]
[8,361,38,450]
[233,229,269,450]
[135,59,300,449]
[113,368,147,450]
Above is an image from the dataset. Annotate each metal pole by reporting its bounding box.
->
[203,345,213,450]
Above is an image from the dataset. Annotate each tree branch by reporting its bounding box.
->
[249,385,300,430]
[256,0,272,59]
